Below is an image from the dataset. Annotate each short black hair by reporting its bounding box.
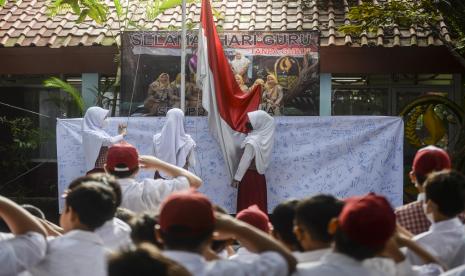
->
[425,170,465,218]
[108,243,190,276]
[160,226,213,252]
[415,173,428,186]
[130,213,162,248]
[69,174,122,208]
[65,181,116,230]
[108,167,139,179]
[270,199,301,249]
[334,227,382,261]
[295,194,344,243]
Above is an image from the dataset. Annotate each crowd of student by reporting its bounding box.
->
[2,142,465,276]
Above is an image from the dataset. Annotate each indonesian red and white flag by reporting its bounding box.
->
[197,0,261,179]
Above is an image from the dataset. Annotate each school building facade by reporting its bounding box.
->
[0,0,463,205]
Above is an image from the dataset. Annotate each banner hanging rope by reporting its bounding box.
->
[126,32,143,130]
[0,101,52,119]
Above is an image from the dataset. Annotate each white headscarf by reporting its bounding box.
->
[82,107,110,171]
[153,108,196,177]
[242,110,275,174]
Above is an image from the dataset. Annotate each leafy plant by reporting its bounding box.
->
[43,77,85,116]
[93,76,118,111]
[45,0,205,116]
[48,0,109,24]
[331,0,465,186]
[336,0,465,67]
[0,117,42,186]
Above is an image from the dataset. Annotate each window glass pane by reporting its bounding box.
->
[331,88,388,115]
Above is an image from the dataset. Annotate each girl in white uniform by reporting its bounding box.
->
[153,108,196,179]
[82,106,126,174]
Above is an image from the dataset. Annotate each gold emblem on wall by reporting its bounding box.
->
[400,95,464,149]
[274,56,300,90]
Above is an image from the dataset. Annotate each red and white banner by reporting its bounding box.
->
[197,0,261,179]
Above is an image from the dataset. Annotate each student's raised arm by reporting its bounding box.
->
[139,155,202,188]
[0,196,46,236]
[214,212,297,274]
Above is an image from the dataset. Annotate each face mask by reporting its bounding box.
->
[423,202,434,224]
[417,193,425,202]
[245,122,253,131]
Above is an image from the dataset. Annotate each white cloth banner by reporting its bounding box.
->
[57,116,403,213]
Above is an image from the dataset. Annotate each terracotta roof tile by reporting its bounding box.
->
[0,0,451,48]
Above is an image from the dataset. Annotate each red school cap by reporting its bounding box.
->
[412,145,451,180]
[158,189,215,236]
[339,193,395,249]
[236,205,271,233]
[106,142,139,172]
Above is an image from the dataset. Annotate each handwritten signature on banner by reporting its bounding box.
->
[56,116,403,213]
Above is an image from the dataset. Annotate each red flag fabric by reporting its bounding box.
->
[197,0,261,179]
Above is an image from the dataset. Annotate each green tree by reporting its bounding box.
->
[43,77,85,116]
[336,0,465,174]
[337,0,465,66]
[0,117,42,189]
[45,0,193,115]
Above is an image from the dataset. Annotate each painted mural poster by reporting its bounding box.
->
[121,31,320,116]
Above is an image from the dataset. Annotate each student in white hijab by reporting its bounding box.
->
[232,110,275,213]
[153,108,196,179]
[82,106,127,174]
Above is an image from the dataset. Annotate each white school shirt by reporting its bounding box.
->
[441,264,465,276]
[407,217,465,270]
[28,230,107,276]
[0,232,46,276]
[234,144,255,181]
[294,250,439,276]
[117,176,189,213]
[0,232,14,241]
[94,217,132,251]
[296,252,388,276]
[228,247,260,263]
[294,248,330,263]
[164,250,288,276]
[363,257,441,276]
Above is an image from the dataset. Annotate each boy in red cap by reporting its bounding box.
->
[406,170,465,270]
[229,205,271,263]
[298,193,410,275]
[396,145,453,235]
[105,142,202,213]
[297,193,444,276]
[157,189,297,275]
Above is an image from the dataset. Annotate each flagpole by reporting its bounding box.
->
[180,0,187,112]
